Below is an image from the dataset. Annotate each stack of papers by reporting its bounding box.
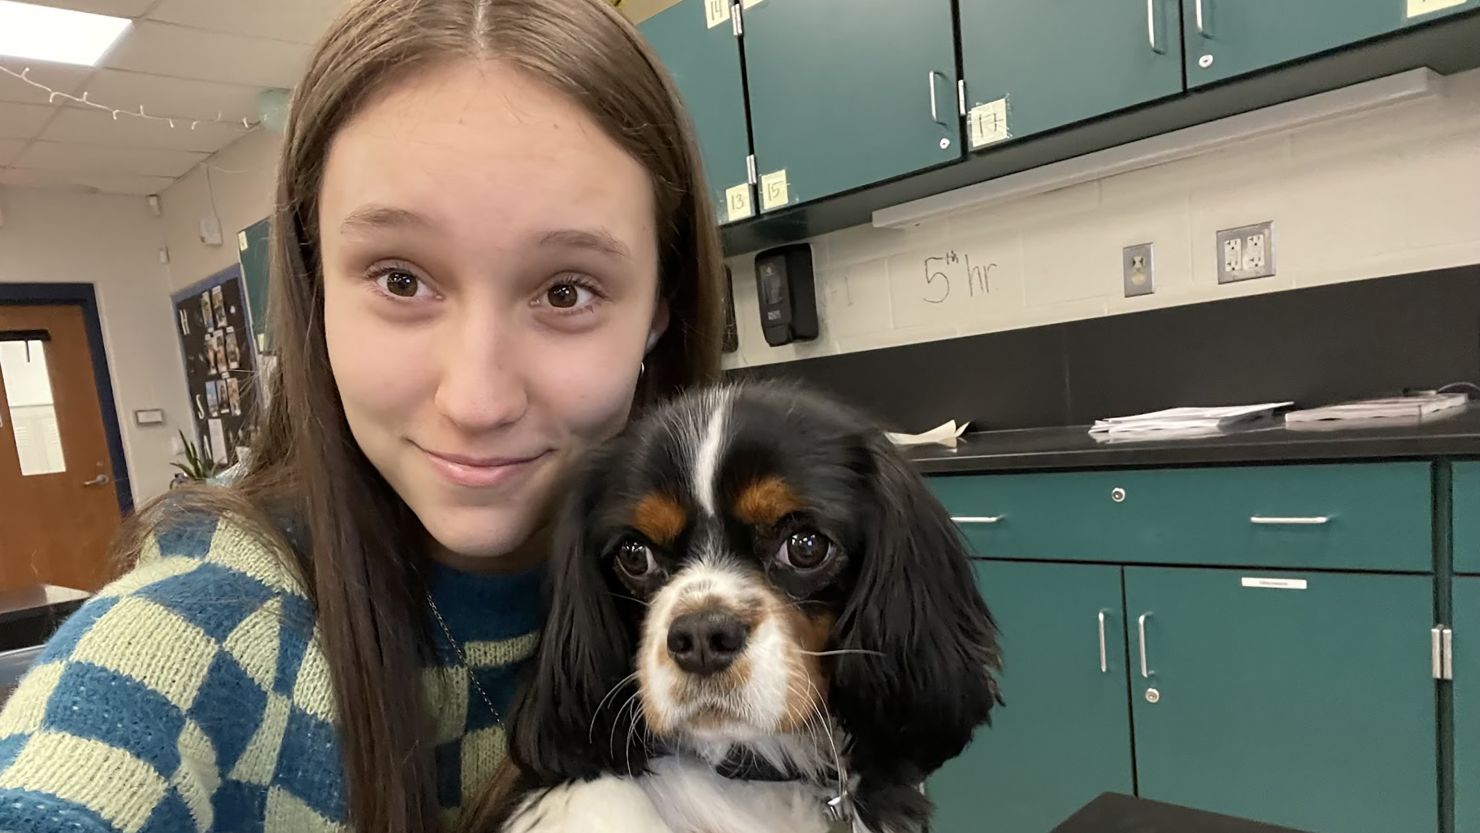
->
[1089,403,1293,440]
[885,420,970,449]
[1285,393,1467,425]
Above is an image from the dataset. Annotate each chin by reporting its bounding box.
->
[482,381,1003,833]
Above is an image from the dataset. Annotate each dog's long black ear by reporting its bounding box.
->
[831,432,1003,785]
[506,452,647,783]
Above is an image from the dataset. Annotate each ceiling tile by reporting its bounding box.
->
[0,102,54,139]
[17,139,205,178]
[41,107,251,153]
[0,166,176,195]
[147,0,346,45]
[0,138,28,165]
[81,69,262,123]
[0,59,93,105]
[19,0,156,17]
[100,21,311,89]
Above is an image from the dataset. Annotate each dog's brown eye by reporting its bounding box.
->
[778,530,833,570]
[616,539,656,578]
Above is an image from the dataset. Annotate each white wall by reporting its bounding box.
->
[722,67,1480,369]
[159,128,282,293]
[0,187,191,503]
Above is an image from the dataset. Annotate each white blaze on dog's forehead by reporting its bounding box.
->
[691,390,732,516]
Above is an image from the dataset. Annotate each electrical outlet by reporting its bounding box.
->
[1217,221,1275,283]
[1122,242,1154,297]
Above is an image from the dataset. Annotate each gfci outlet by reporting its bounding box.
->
[1216,221,1275,284]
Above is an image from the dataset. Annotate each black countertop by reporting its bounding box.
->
[906,405,1480,475]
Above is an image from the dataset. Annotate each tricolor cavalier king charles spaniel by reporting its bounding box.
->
[485,381,1002,833]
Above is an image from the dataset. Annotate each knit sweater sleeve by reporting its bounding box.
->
[0,513,341,833]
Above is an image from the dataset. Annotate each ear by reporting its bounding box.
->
[831,433,1003,784]
[645,297,669,354]
[505,453,649,782]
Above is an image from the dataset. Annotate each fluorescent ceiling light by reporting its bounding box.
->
[0,0,130,67]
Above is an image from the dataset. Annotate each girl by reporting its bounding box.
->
[0,0,724,831]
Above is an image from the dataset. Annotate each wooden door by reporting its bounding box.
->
[0,304,121,592]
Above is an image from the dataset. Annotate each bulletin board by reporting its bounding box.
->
[170,265,261,469]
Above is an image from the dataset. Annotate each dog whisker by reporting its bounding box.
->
[590,671,640,742]
[798,649,884,658]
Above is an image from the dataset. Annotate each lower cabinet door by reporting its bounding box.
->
[928,561,1134,833]
[1125,567,1437,833]
[1454,578,1480,833]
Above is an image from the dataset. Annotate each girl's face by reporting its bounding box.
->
[318,61,666,568]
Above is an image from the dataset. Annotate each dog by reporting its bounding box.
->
[486,381,1002,833]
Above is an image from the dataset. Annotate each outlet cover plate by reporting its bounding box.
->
[1123,242,1155,297]
[1216,221,1275,284]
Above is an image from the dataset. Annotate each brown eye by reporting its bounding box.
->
[381,270,420,298]
[778,530,834,570]
[546,283,579,308]
[616,539,656,579]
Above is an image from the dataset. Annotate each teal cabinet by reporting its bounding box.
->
[931,462,1433,572]
[739,0,961,212]
[1456,578,1480,833]
[1181,0,1478,87]
[639,0,753,224]
[1125,567,1438,833]
[956,0,1183,151]
[929,561,1133,833]
[1454,462,1480,574]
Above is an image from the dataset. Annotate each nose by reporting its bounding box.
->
[433,312,529,432]
[666,610,750,676]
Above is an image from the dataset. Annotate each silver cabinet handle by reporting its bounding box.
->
[1138,612,1154,679]
[1195,0,1207,36]
[1098,610,1108,673]
[927,70,948,126]
[82,474,110,487]
[1250,516,1330,526]
[1146,0,1163,53]
[951,515,1002,524]
[1433,627,1445,679]
[1444,628,1454,681]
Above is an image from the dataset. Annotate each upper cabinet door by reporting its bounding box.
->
[956,0,1184,152]
[1454,578,1480,833]
[1182,0,1479,87]
[741,0,962,213]
[639,0,754,225]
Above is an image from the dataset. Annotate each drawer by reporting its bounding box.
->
[930,462,1433,572]
[1454,462,1480,574]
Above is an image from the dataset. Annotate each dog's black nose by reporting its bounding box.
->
[667,610,749,676]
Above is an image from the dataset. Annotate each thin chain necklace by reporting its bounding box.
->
[426,591,502,726]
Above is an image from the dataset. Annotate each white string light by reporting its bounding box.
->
[0,65,260,132]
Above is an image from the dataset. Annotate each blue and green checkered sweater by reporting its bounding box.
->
[0,512,543,832]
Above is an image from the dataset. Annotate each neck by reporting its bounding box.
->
[427,522,551,576]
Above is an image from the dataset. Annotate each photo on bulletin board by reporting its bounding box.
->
[227,377,242,416]
[200,293,214,330]
[225,326,241,370]
[215,330,229,376]
[211,285,225,323]
[207,380,220,417]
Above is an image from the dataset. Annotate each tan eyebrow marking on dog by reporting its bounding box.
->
[632,492,687,546]
[732,475,803,526]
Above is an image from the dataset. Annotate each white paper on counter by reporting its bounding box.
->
[885,420,969,449]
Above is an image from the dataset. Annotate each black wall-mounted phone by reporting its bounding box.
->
[755,243,818,347]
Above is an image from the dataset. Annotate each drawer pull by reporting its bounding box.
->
[1194,0,1208,36]
[1250,515,1330,526]
[1098,610,1108,673]
[951,515,1003,524]
[1146,0,1163,54]
[1137,612,1154,679]
[1433,627,1445,680]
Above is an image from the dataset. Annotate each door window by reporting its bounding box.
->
[0,337,67,476]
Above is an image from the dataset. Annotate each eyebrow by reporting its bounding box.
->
[339,204,432,234]
[540,228,631,260]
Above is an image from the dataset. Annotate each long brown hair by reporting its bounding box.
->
[111,0,724,830]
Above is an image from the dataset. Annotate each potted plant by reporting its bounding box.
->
[170,429,219,488]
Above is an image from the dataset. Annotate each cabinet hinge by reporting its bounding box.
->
[957,79,967,117]
[731,3,742,36]
[1433,625,1454,681]
[746,154,757,185]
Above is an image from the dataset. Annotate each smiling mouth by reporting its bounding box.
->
[417,445,549,488]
